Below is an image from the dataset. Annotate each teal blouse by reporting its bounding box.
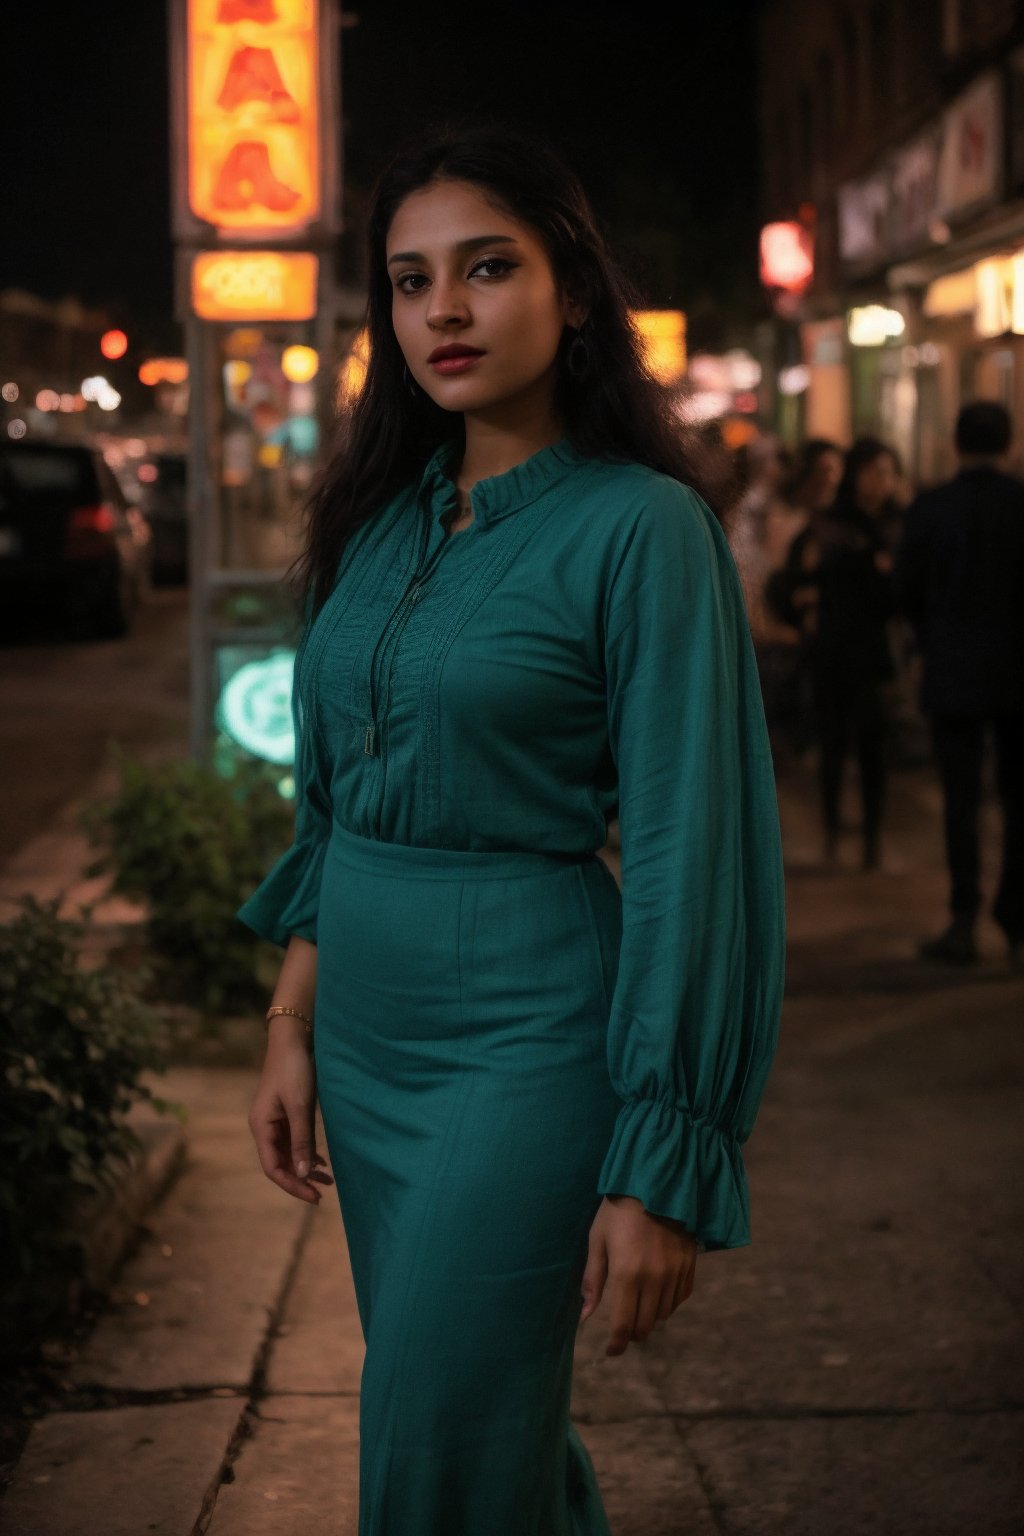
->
[236,438,786,1251]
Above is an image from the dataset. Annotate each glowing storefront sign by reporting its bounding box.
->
[191,249,318,319]
[218,650,297,764]
[923,250,1024,337]
[976,259,1011,338]
[186,0,320,234]
[937,73,1002,221]
[139,357,190,385]
[923,265,977,318]
[847,305,906,347]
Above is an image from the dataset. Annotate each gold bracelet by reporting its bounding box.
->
[265,1004,313,1031]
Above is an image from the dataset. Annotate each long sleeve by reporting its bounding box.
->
[596,480,786,1252]
[235,609,332,948]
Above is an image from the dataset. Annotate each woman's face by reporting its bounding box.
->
[386,178,584,419]
[855,452,897,514]
[806,449,843,510]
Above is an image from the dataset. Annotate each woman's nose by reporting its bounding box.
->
[426,279,470,328]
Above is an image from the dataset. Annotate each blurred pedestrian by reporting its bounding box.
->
[777,437,903,868]
[758,438,845,753]
[897,401,1024,970]
[234,123,785,1535]
[726,435,799,747]
[778,437,844,524]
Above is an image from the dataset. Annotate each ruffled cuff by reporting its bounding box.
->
[235,835,327,949]
[596,1097,751,1252]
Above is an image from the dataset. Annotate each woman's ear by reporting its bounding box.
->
[562,287,590,331]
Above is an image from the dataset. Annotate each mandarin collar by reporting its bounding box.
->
[415,436,589,529]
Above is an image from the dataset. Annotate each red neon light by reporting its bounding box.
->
[759,223,815,294]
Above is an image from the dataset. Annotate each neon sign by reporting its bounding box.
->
[218,650,297,764]
[186,0,320,234]
[191,250,318,319]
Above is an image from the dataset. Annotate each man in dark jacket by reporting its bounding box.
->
[897,401,1024,969]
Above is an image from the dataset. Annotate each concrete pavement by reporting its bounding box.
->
[2,759,1022,1535]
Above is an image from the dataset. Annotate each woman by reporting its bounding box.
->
[778,437,902,869]
[731,438,844,755]
[236,125,786,1536]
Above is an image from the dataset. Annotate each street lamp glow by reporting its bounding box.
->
[81,375,121,411]
[778,365,810,396]
[100,329,128,360]
[281,344,319,383]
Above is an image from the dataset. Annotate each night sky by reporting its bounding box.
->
[1,0,763,349]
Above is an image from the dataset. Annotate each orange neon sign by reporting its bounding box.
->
[191,250,318,319]
[187,0,319,234]
[139,358,190,385]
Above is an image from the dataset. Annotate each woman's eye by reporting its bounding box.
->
[395,273,428,294]
[471,257,515,278]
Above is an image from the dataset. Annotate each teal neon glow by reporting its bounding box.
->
[218,650,296,765]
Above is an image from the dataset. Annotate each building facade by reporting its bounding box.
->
[759,0,1024,481]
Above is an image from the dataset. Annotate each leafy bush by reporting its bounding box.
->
[0,895,171,1336]
[80,744,293,1018]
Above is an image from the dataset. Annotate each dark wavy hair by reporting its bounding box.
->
[781,437,843,504]
[292,122,728,617]
[831,436,901,517]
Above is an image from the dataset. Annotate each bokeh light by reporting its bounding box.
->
[281,344,319,383]
[100,329,129,360]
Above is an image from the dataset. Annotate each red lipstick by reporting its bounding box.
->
[427,343,485,376]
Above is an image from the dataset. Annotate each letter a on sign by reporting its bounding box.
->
[186,0,320,234]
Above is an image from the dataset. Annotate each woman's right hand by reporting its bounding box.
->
[248,1019,333,1204]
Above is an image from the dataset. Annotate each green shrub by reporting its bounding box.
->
[0,895,172,1338]
[80,744,293,1018]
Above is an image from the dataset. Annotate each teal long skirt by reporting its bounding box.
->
[314,824,626,1536]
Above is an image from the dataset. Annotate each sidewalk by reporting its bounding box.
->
[2,762,1022,1535]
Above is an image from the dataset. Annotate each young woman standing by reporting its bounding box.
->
[237,125,786,1536]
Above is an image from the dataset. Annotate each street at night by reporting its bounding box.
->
[2,3,1023,1534]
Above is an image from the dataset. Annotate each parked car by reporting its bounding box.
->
[0,440,152,637]
[139,452,188,585]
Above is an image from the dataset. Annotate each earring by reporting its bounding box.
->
[402,363,418,397]
[567,328,590,380]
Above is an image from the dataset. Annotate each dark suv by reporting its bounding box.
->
[0,440,151,637]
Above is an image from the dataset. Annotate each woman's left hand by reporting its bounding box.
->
[579,1195,698,1356]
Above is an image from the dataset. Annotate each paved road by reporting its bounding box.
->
[0,587,189,865]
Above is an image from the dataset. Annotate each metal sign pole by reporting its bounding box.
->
[170,0,342,771]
